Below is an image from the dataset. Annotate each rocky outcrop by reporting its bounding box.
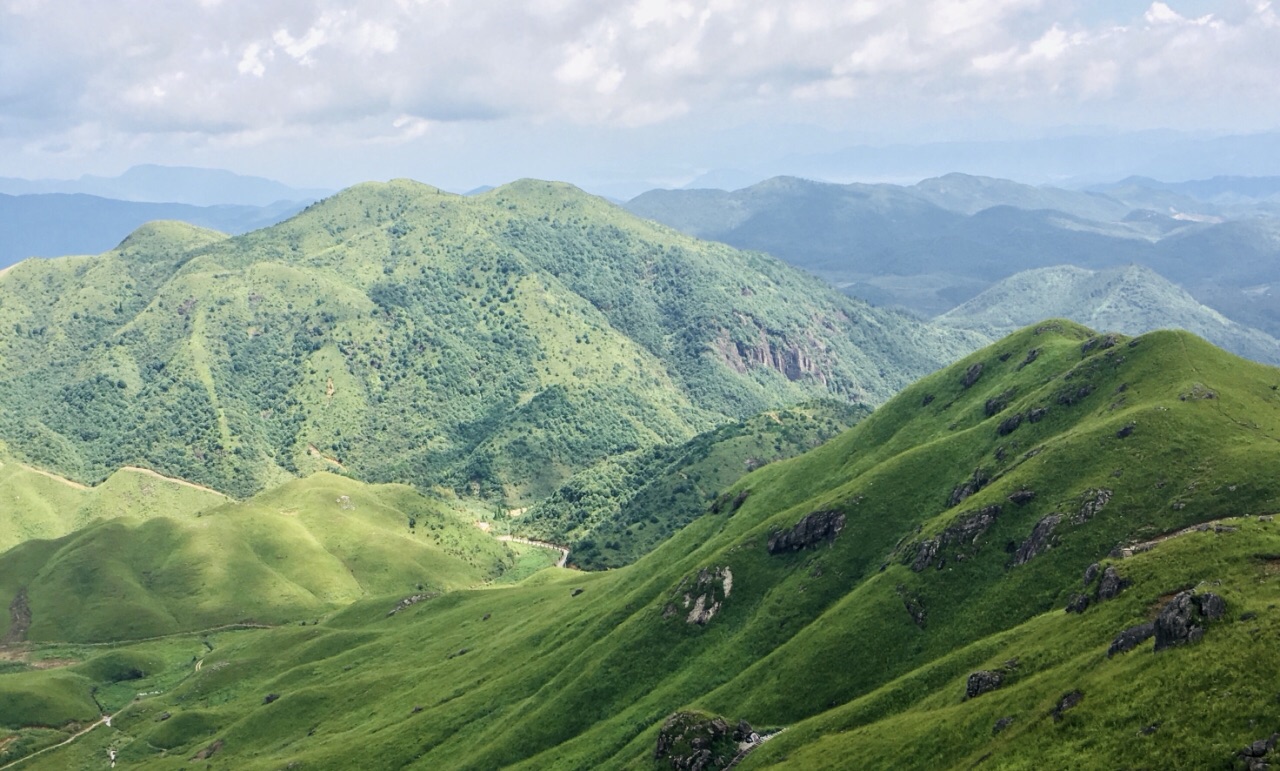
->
[985,390,1015,417]
[1017,348,1040,370]
[1095,566,1129,601]
[1083,562,1101,586]
[997,413,1024,436]
[654,711,756,771]
[1065,594,1090,614]
[387,592,439,617]
[1008,489,1036,506]
[767,511,845,554]
[1051,690,1084,722]
[909,505,1002,572]
[1154,591,1226,651]
[962,362,985,388]
[949,468,992,507]
[1056,383,1095,407]
[1237,732,1280,771]
[1012,514,1061,566]
[965,670,1003,700]
[1107,622,1155,657]
[667,567,734,626]
[1076,489,1113,523]
[714,324,828,384]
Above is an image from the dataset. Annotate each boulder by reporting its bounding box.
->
[1012,514,1061,566]
[1107,622,1155,657]
[1096,566,1129,601]
[1154,591,1226,652]
[1051,690,1084,722]
[654,711,748,770]
[962,362,985,388]
[965,670,1003,700]
[768,511,846,554]
[1065,594,1090,614]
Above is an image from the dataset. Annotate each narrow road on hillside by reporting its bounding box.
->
[496,535,570,568]
[0,710,119,770]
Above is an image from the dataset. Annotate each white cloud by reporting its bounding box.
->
[1,0,1278,165]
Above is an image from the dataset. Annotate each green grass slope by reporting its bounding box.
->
[6,321,1280,769]
[0,459,227,554]
[0,180,979,503]
[0,473,516,644]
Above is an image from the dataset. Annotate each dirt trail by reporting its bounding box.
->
[117,467,228,498]
[496,535,571,568]
[0,711,115,771]
[1118,516,1252,558]
[16,465,89,491]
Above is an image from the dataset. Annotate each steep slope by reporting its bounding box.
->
[0,178,979,501]
[0,473,515,644]
[516,399,866,569]
[935,264,1280,365]
[6,322,1280,769]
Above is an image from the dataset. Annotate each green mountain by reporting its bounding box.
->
[935,264,1280,365]
[0,179,979,503]
[6,321,1280,769]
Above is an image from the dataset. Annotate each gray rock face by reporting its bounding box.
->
[1065,594,1091,614]
[667,566,734,626]
[962,362,985,388]
[965,670,1003,700]
[949,468,992,507]
[1238,732,1279,771]
[1008,489,1036,506]
[1076,489,1113,523]
[997,413,1024,436]
[767,511,846,554]
[909,506,1001,572]
[1107,622,1155,657]
[654,711,752,771]
[1051,690,1084,722]
[1154,591,1226,652]
[1012,514,1061,566]
[1083,562,1101,586]
[1096,566,1129,601]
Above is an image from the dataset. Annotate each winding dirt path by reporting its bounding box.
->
[117,467,228,498]
[496,535,570,568]
[15,465,88,491]
[0,711,116,770]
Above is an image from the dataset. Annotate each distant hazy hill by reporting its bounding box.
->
[0,179,979,501]
[935,264,1280,365]
[627,174,1280,332]
[0,192,307,266]
[0,164,331,207]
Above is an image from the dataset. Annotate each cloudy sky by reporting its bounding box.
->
[1,0,1275,195]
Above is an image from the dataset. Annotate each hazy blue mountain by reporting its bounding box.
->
[0,164,330,207]
[935,264,1280,365]
[0,193,307,266]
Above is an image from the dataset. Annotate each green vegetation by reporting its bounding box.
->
[519,399,866,569]
[0,473,516,643]
[0,180,978,503]
[5,322,1280,769]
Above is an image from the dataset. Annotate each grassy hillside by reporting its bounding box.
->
[0,179,977,503]
[5,321,1280,769]
[0,473,516,644]
[517,400,866,569]
[936,264,1280,365]
[0,458,227,554]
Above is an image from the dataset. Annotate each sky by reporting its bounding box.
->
[1,0,1277,196]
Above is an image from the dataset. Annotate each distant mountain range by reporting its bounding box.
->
[0,164,331,207]
[627,173,1280,343]
[0,193,307,266]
